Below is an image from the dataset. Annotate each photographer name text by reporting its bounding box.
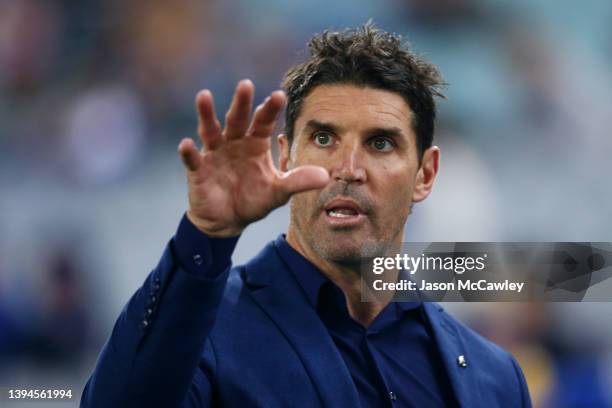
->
[372,279,525,293]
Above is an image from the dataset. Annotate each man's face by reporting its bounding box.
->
[280,84,439,264]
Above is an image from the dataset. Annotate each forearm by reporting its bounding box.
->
[81,215,238,407]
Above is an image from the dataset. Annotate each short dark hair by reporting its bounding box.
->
[281,23,445,158]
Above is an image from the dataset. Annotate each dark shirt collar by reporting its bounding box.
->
[274,234,421,314]
[275,234,327,307]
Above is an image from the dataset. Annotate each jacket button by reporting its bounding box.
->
[389,391,397,401]
[141,319,149,328]
[193,254,204,266]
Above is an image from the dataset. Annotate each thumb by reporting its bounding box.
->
[276,165,329,201]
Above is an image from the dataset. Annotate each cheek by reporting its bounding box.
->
[374,167,415,214]
[291,189,320,215]
[295,150,329,170]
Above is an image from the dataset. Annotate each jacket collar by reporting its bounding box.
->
[244,239,360,408]
[423,302,480,407]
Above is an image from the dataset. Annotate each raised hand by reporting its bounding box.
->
[178,80,329,237]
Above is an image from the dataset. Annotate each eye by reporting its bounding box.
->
[370,136,394,152]
[313,131,334,147]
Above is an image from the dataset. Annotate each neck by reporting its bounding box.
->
[286,228,398,328]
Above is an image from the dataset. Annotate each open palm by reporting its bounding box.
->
[178,80,329,237]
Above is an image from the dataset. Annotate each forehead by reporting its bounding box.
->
[295,84,414,134]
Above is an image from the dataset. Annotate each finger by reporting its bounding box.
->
[224,79,254,140]
[196,90,223,150]
[178,138,202,172]
[248,91,286,139]
[275,165,330,204]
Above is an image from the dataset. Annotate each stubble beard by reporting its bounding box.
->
[289,197,403,268]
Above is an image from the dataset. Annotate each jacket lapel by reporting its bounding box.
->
[244,242,360,408]
[423,302,480,407]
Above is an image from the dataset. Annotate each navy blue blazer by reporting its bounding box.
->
[82,238,531,407]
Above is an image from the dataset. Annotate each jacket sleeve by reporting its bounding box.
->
[81,214,239,408]
[509,354,533,408]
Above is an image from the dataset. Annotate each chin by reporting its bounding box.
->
[323,246,364,264]
[312,233,381,265]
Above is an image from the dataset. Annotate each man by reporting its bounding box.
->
[82,25,531,407]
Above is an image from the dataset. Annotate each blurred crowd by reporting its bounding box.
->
[1,0,611,406]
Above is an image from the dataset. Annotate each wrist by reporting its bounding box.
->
[186,210,243,238]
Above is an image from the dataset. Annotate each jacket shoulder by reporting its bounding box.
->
[439,305,509,357]
[432,304,531,406]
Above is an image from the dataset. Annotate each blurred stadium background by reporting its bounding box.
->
[1,0,611,406]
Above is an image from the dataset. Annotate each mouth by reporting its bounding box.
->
[323,198,367,227]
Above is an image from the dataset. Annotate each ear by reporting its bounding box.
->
[278,133,291,172]
[412,146,440,203]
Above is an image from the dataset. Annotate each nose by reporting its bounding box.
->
[329,139,367,184]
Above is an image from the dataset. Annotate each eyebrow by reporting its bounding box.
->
[303,119,406,141]
[303,119,341,134]
[363,126,405,141]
